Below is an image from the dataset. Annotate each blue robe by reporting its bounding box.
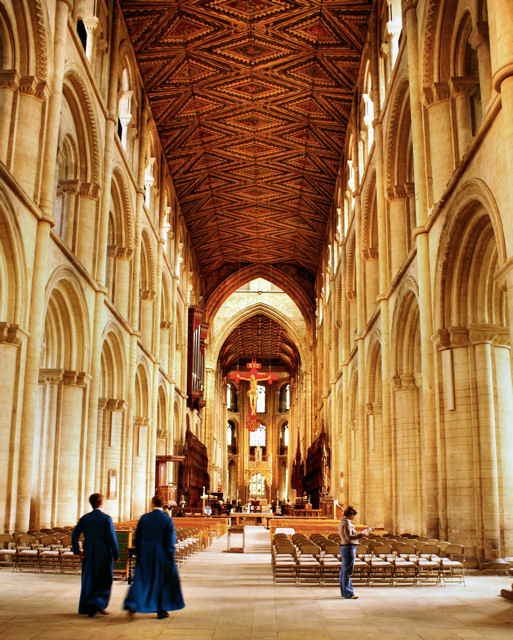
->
[123,509,185,614]
[71,509,119,614]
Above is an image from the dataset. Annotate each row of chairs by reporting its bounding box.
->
[175,528,201,564]
[0,531,80,573]
[1,526,203,574]
[271,532,465,586]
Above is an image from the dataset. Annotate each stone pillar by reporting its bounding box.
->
[469,328,501,560]
[140,290,155,348]
[114,248,133,318]
[387,188,408,276]
[0,70,19,166]
[351,114,364,511]
[84,3,121,500]
[83,16,100,67]
[55,371,88,525]
[469,22,492,110]
[370,9,393,529]
[0,325,25,532]
[13,77,46,196]
[15,0,72,530]
[76,182,100,272]
[37,369,63,528]
[488,0,513,254]
[123,106,149,519]
[403,0,438,537]
[424,83,453,202]
[449,76,476,160]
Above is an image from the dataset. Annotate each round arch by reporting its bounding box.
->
[208,302,310,373]
[205,264,314,330]
[43,266,91,372]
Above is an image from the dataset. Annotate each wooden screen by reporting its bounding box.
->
[303,430,330,509]
[180,429,210,509]
[187,307,208,411]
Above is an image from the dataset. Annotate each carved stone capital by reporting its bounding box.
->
[117,247,133,260]
[39,368,64,384]
[363,247,378,260]
[140,289,156,301]
[391,375,402,391]
[468,324,509,346]
[82,16,100,34]
[19,76,46,99]
[58,178,80,194]
[432,328,451,349]
[161,320,172,329]
[134,416,150,427]
[449,76,479,97]
[63,370,89,387]
[0,70,20,90]
[449,326,469,347]
[424,82,451,106]
[469,22,489,50]
[98,397,108,410]
[79,182,100,199]
[0,323,26,346]
[401,373,417,389]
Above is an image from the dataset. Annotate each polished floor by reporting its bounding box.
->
[1,526,512,639]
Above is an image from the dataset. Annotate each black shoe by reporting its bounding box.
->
[157,611,169,619]
[87,608,98,618]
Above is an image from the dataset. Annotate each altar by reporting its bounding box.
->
[229,512,274,529]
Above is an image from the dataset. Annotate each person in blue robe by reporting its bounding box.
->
[72,493,119,617]
[124,495,185,619]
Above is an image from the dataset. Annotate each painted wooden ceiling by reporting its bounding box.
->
[121,0,372,371]
[218,313,300,372]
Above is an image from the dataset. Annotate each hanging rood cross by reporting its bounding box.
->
[229,359,278,418]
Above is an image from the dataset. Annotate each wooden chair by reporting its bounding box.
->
[440,544,465,585]
[0,533,17,569]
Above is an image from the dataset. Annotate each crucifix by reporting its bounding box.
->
[229,359,278,424]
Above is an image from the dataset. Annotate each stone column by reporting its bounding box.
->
[37,369,63,528]
[351,114,364,510]
[469,22,492,110]
[123,105,149,519]
[488,0,513,255]
[370,9,393,529]
[424,83,453,202]
[83,16,100,67]
[449,76,477,160]
[84,3,121,499]
[403,0,438,537]
[469,327,501,560]
[15,0,71,530]
[0,70,19,166]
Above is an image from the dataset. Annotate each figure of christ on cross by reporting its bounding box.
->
[229,360,278,418]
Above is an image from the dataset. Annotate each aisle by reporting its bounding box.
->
[1,526,513,639]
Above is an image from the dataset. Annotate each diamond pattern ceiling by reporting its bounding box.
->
[121,0,372,300]
[218,314,300,373]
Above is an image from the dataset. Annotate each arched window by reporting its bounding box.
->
[250,423,266,448]
[227,420,237,454]
[256,384,266,413]
[279,423,289,455]
[249,473,266,497]
[77,20,87,50]
[226,382,237,412]
[278,383,290,412]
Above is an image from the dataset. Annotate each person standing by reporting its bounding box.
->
[338,505,369,599]
[124,495,185,619]
[72,493,119,617]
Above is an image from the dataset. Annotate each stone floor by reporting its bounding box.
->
[1,526,513,640]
